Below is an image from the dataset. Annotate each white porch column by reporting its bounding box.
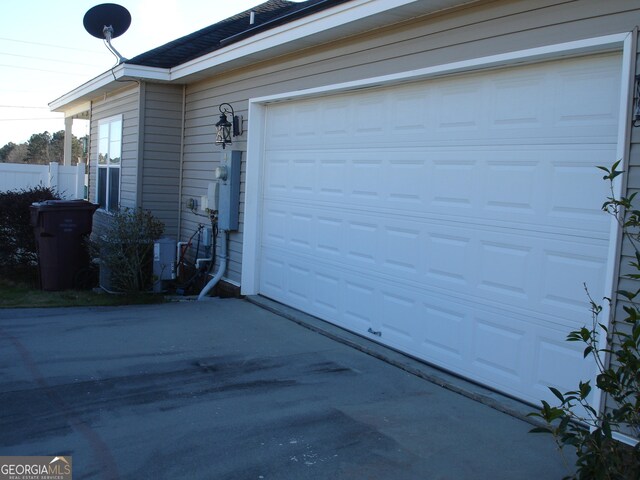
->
[63,117,73,165]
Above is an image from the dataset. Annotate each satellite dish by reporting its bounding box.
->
[83,3,131,64]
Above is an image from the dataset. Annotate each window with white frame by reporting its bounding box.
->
[97,115,122,212]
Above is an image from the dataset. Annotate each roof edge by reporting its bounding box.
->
[50,0,474,112]
[170,0,412,81]
[49,65,171,112]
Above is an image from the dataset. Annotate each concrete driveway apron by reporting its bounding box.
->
[0,299,567,479]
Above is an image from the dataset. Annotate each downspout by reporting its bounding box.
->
[177,84,187,237]
[136,82,146,208]
[198,230,228,300]
[88,101,93,201]
[176,85,188,276]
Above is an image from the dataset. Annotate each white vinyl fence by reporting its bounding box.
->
[0,162,86,199]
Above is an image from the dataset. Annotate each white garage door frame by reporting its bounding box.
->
[242,32,636,416]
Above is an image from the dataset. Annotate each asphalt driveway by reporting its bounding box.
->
[0,298,568,479]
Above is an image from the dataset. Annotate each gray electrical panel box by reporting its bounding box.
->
[153,237,176,292]
[217,150,241,231]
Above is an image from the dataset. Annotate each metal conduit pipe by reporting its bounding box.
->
[198,230,228,300]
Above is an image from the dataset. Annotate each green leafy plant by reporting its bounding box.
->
[92,208,164,293]
[0,185,59,267]
[529,161,640,479]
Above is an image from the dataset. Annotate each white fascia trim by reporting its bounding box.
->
[170,0,429,81]
[121,64,171,81]
[242,32,630,298]
[49,64,170,112]
[49,67,123,112]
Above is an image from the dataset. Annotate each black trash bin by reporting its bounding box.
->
[30,200,99,291]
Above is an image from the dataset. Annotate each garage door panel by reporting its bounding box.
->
[477,240,533,301]
[264,145,612,235]
[266,57,620,152]
[262,256,285,295]
[392,91,430,132]
[541,247,609,312]
[554,62,622,128]
[343,280,379,333]
[263,208,287,245]
[473,318,527,383]
[316,215,343,256]
[436,81,482,131]
[425,232,471,285]
[261,249,382,334]
[261,241,600,402]
[312,270,341,317]
[421,302,467,361]
[490,72,545,128]
[263,200,608,326]
[548,156,613,222]
[382,225,421,274]
[381,290,420,347]
[264,153,290,192]
[289,211,314,250]
[533,334,595,397]
[318,157,348,196]
[259,53,620,405]
[482,160,537,213]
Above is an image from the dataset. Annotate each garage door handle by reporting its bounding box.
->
[368,328,381,337]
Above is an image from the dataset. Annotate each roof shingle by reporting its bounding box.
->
[127,0,351,69]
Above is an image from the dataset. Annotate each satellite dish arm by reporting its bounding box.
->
[103,25,127,64]
[83,4,131,66]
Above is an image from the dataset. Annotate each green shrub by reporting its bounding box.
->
[0,185,59,267]
[529,161,640,479]
[92,208,164,293]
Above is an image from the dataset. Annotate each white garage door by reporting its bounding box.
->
[258,53,621,405]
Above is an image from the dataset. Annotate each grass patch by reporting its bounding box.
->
[0,267,166,308]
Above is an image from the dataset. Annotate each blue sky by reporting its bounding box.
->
[0,0,271,147]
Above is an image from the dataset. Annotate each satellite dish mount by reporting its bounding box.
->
[83,3,131,65]
[101,24,126,64]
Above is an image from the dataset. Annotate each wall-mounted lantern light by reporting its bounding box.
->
[215,103,243,149]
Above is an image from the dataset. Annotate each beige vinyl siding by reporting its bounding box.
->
[180,111,247,283]
[180,0,640,287]
[140,83,183,238]
[89,85,140,234]
[89,83,182,238]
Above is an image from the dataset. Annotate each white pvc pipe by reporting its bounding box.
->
[176,241,188,277]
[195,254,213,270]
[198,231,228,300]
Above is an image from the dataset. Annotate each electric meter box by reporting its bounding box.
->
[153,237,176,292]
[217,150,241,231]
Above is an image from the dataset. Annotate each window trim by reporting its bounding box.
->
[96,114,123,212]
